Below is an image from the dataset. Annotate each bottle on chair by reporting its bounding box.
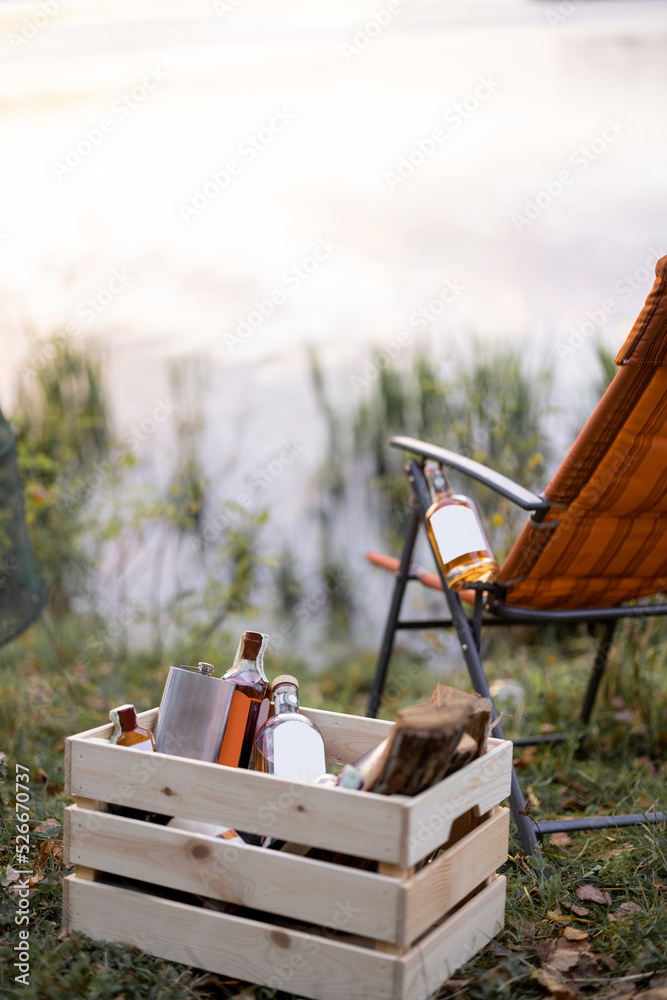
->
[423,460,498,589]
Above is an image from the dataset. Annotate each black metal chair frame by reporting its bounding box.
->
[366,437,667,855]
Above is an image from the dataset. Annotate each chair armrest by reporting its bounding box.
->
[390,436,549,513]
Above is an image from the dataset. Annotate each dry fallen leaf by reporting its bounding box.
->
[550,832,572,847]
[535,941,557,965]
[550,949,583,973]
[563,927,589,941]
[533,967,579,1000]
[635,991,667,1000]
[34,818,60,835]
[515,746,539,769]
[576,885,612,906]
[2,865,22,885]
[1,866,45,892]
[563,902,590,917]
[616,902,643,915]
[37,838,63,865]
[559,793,587,812]
[516,917,537,938]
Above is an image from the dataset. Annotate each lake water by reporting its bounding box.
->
[2,0,667,660]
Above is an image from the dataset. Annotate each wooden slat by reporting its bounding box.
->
[401,808,509,947]
[298,708,393,765]
[65,805,401,942]
[403,739,512,866]
[64,875,399,1000]
[71,797,104,881]
[64,874,505,1000]
[71,706,390,767]
[400,876,506,1000]
[66,736,405,863]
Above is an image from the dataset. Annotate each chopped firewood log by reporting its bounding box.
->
[368,702,474,796]
[430,684,492,757]
[443,732,478,777]
[353,738,389,790]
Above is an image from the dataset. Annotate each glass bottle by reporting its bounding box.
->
[109,704,156,751]
[217,631,270,769]
[254,675,326,782]
[423,460,498,589]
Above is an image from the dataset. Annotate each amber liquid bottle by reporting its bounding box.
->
[109,704,156,751]
[217,631,270,768]
[423,460,498,589]
[254,675,326,782]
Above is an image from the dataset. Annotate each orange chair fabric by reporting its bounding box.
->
[498,256,667,610]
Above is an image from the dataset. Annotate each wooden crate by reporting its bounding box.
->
[63,706,512,1000]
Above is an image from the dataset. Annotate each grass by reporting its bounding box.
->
[0,615,666,1000]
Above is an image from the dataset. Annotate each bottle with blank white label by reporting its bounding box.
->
[423,460,498,589]
[253,675,326,782]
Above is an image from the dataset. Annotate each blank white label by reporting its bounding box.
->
[272,725,326,783]
[429,504,486,564]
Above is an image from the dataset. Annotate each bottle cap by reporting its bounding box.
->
[271,674,299,692]
[198,662,215,675]
[240,631,268,661]
[111,704,137,731]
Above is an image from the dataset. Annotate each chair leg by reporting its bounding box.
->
[366,509,421,719]
[581,619,617,725]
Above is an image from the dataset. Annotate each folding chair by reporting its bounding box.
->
[366,256,667,855]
